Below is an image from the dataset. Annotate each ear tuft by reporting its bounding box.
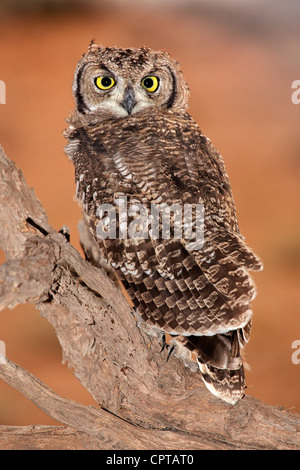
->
[88,40,103,54]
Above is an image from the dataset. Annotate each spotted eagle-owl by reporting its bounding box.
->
[65,43,263,405]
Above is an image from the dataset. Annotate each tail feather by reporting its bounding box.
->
[167,327,249,404]
[197,358,245,405]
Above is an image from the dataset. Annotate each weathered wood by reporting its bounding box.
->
[0,425,89,450]
[0,145,299,450]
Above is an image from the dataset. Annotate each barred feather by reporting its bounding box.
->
[65,45,262,404]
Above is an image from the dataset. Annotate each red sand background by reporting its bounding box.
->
[0,1,299,425]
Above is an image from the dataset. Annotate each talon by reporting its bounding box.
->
[160,334,167,353]
[166,345,175,362]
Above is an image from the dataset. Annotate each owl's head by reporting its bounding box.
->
[72,43,189,120]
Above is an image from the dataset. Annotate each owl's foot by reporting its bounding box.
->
[160,333,175,361]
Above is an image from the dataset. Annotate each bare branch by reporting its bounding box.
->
[0,425,89,450]
[0,358,222,450]
[0,146,51,260]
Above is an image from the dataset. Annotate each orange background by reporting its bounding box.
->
[0,0,299,425]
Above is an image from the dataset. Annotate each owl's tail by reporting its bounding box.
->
[168,326,249,405]
[196,358,245,405]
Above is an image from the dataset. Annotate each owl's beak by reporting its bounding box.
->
[120,86,136,115]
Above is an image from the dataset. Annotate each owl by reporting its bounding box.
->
[65,43,263,405]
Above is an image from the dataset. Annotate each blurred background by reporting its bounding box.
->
[0,0,299,425]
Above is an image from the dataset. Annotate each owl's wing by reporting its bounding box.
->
[115,128,262,335]
[107,120,262,404]
[67,114,262,404]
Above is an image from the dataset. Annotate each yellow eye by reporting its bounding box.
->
[95,76,115,90]
[141,76,159,93]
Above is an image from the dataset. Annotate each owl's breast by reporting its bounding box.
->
[86,111,205,205]
[68,109,238,236]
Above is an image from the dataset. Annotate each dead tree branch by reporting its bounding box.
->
[0,145,299,450]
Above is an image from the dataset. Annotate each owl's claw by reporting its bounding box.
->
[160,334,175,361]
[166,345,175,362]
[160,334,167,353]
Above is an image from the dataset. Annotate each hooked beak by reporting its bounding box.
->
[120,85,136,115]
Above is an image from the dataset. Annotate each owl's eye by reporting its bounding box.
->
[141,76,160,93]
[95,76,115,90]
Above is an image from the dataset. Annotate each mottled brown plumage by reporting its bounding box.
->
[65,44,262,404]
